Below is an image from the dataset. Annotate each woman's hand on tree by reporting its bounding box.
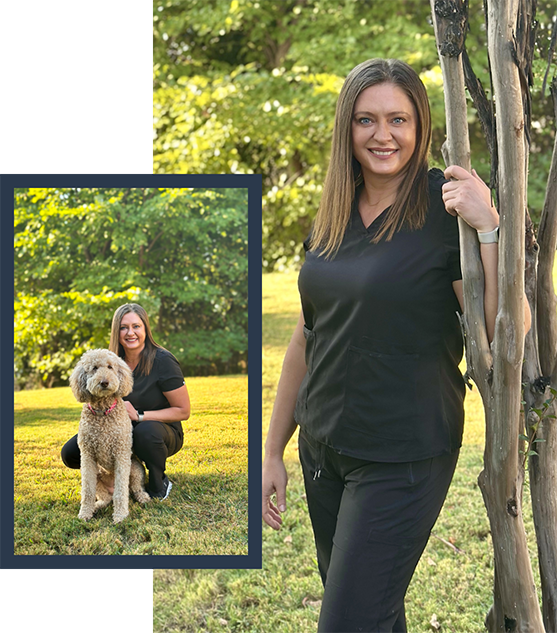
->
[442,165,499,233]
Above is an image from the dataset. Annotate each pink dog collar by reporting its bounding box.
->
[87,400,118,416]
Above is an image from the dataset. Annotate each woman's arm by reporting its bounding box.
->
[124,384,191,423]
[263,311,308,530]
[443,165,531,342]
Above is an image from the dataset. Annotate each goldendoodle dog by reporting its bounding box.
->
[69,348,150,523]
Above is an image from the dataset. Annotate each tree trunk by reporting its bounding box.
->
[431,0,546,630]
[527,77,557,633]
[429,0,492,391]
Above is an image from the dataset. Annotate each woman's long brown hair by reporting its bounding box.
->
[309,58,432,258]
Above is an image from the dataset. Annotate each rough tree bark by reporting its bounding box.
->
[525,76,557,633]
[431,1,553,631]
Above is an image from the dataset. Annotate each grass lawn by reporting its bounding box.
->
[153,268,555,633]
[14,375,248,556]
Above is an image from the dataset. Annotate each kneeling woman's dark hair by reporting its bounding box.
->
[109,303,163,376]
[310,58,432,258]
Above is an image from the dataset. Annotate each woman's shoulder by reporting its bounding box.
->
[154,347,179,364]
[153,347,184,381]
[428,167,449,193]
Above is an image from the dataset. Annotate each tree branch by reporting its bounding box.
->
[536,77,557,381]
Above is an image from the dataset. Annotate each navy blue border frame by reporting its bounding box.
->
[0,174,262,569]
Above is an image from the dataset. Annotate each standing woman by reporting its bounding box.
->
[62,303,190,499]
[262,59,525,632]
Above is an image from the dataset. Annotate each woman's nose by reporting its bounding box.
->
[374,120,391,141]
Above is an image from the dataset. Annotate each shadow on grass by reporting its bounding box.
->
[14,471,249,556]
[15,406,80,427]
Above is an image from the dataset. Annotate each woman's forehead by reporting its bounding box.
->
[354,83,414,112]
[120,312,142,325]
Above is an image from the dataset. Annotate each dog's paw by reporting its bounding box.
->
[78,509,94,521]
[94,499,112,510]
[136,491,151,504]
[112,511,129,524]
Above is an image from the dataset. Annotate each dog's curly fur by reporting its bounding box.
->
[69,348,150,524]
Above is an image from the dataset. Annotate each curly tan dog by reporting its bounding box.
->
[69,349,150,523]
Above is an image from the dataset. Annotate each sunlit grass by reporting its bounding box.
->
[14,375,248,556]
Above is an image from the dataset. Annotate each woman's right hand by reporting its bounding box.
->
[262,312,307,530]
[262,456,288,530]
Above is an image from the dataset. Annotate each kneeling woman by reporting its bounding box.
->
[62,303,190,499]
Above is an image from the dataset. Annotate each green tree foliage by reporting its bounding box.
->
[14,187,248,388]
[154,0,556,270]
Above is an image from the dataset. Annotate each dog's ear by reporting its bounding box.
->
[69,359,90,403]
[115,356,134,398]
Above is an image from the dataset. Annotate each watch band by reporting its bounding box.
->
[477,226,499,244]
[137,410,144,422]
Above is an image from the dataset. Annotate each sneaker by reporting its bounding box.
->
[151,475,172,500]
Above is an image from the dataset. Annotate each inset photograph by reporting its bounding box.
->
[2,174,260,568]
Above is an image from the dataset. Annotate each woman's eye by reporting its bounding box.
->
[358,117,372,124]
[393,117,405,124]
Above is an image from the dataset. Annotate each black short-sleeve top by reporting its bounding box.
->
[293,169,465,462]
[124,347,185,436]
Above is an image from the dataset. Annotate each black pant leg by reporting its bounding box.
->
[317,451,459,633]
[61,434,81,469]
[298,428,344,585]
[132,420,183,495]
[300,426,459,633]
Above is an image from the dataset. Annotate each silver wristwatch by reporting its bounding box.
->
[477,226,499,244]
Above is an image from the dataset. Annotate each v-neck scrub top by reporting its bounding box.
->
[123,347,185,437]
[294,169,465,462]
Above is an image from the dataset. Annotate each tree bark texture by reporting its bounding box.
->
[526,77,557,633]
[481,1,544,630]
[432,0,547,630]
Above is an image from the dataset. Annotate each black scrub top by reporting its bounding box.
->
[124,347,185,437]
[294,168,465,462]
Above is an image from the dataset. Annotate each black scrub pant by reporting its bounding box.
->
[298,428,459,633]
[61,420,183,496]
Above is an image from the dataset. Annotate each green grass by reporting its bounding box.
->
[14,375,248,556]
[154,265,556,632]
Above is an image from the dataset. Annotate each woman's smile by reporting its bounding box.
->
[368,148,398,158]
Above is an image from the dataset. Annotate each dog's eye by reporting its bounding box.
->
[107,365,113,369]
[93,366,98,371]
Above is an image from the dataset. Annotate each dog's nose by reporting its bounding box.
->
[100,380,109,389]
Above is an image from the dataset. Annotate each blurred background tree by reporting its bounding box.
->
[14,187,248,389]
[153,0,556,270]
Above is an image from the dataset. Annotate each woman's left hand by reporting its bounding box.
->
[124,401,138,421]
[442,165,499,233]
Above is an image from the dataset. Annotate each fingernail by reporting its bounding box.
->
[279,505,286,512]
